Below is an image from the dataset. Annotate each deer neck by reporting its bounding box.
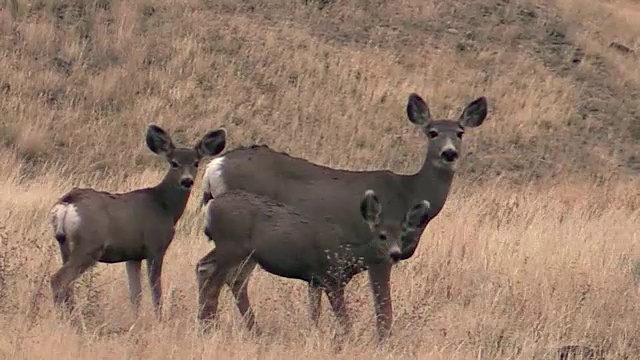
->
[407,153,455,217]
[341,241,385,268]
[153,172,192,224]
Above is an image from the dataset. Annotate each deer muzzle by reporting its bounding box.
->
[441,149,459,163]
[180,177,194,189]
[389,245,402,263]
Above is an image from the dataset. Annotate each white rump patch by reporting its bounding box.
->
[203,157,227,199]
[50,203,81,238]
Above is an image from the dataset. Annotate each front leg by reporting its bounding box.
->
[225,259,259,333]
[146,254,165,320]
[126,260,142,316]
[368,262,393,342]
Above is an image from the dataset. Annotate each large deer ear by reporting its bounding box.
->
[360,189,382,227]
[458,96,488,128]
[146,124,176,156]
[404,200,430,230]
[407,93,432,126]
[195,128,226,157]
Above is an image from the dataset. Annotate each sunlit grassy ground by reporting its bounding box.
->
[0,0,638,359]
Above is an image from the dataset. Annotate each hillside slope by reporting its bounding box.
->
[0,0,638,185]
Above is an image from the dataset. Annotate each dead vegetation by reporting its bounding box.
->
[0,0,638,359]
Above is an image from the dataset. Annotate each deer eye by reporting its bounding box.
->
[457,131,464,139]
[427,130,439,139]
[170,160,180,169]
[379,233,388,241]
[194,161,199,168]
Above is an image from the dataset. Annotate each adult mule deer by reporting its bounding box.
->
[49,124,226,318]
[196,189,430,335]
[200,92,488,340]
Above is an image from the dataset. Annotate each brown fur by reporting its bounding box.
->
[200,93,488,340]
[196,189,430,336]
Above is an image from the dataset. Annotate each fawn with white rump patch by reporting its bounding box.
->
[50,124,226,318]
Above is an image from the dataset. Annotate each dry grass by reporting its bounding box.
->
[0,0,639,359]
[0,170,638,359]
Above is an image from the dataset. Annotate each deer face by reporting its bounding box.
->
[360,190,431,264]
[166,149,202,190]
[406,93,488,170]
[146,125,227,190]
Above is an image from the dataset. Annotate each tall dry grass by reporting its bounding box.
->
[0,174,638,359]
[0,0,639,359]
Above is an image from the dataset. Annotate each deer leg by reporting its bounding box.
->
[125,260,142,316]
[308,283,322,327]
[325,285,351,336]
[196,249,229,329]
[55,238,74,306]
[225,259,258,332]
[146,255,165,320]
[50,247,100,315]
[57,238,71,264]
[368,263,393,342]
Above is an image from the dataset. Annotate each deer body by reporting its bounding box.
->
[200,93,488,340]
[52,187,185,264]
[50,124,227,318]
[197,189,430,334]
[205,150,453,257]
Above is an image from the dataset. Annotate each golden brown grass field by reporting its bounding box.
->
[0,0,639,359]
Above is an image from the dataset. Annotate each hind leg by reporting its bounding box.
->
[57,238,71,264]
[55,238,75,309]
[225,258,259,332]
[50,246,101,316]
[196,249,232,330]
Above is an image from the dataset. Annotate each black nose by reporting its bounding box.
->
[441,149,459,162]
[390,251,401,262]
[180,178,194,188]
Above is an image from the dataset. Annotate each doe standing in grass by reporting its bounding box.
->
[199,93,488,341]
[49,124,227,318]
